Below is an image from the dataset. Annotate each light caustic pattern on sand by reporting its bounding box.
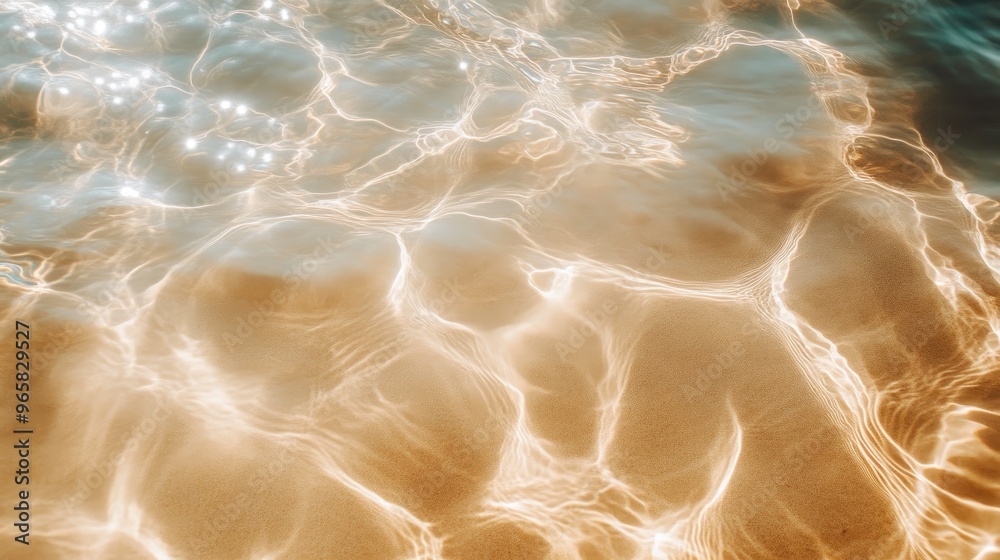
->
[0,0,998,558]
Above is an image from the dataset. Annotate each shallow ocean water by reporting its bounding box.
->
[1,0,999,558]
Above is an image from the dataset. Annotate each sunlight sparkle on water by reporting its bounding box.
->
[3,1,997,558]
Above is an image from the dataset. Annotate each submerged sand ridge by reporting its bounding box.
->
[0,0,999,558]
